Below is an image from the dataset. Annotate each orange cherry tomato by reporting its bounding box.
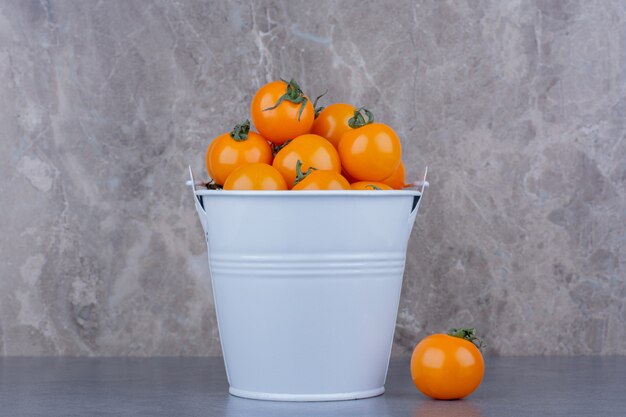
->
[381,161,406,189]
[273,134,341,188]
[205,120,272,185]
[251,79,314,145]
[223,163,287,190]
[410,329,485,400]
[292,170,350,190]
[338,115,402,181]
[350,181,393,190]
[311,103,356,148]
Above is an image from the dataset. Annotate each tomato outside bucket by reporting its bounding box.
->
[189,168,427,401]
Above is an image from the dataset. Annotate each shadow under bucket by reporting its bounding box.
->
[190,170,427,401]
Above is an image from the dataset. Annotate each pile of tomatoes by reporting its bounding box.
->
[205,79,407,190]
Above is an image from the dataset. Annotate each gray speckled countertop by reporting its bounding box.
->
[1,357,624,416]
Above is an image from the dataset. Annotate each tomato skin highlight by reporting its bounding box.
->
[338,123,402,181]
[381,161,406,189]
[292,171,350,190]
[251,80,314,145]
[410,334,484,400]
[311,103,357,148]
[223,163,287,190]
[350,181,393,190]
[273,134,341,189]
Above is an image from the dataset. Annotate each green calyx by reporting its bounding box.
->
[348,107,374,129]
[294,159,317,185]
[313,90,327,118]
[272,139,292,157]
[263,78,309,121]
[447,327,485,350]
[229,120,251,141]
[365,184,382,190]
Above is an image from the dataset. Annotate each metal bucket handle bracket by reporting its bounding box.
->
[408,166,428,233]
[188,166,209,240]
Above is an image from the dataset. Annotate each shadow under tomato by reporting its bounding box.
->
[413,398,483,417]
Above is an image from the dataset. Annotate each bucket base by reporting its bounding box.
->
[228,386,385,402]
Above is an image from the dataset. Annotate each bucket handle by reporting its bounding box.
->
[408,166,428,233]
[188,166,209,237]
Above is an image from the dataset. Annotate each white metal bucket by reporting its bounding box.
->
[191,176,425,401]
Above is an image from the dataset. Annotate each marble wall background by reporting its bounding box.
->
[0,0,624,356]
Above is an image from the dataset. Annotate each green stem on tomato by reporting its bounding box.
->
[293,159,317,185]
[348,107,374,129]
[313,90,327,118]
[229,120,251,141]
[262,78,309,121]
[447,327,485,350]
[272,139,292,157]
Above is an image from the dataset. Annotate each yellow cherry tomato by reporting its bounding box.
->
[311,103,357,148]
[223,163,287,190]
[292,170,350,190]
[250,79,314,145]
[381,161,406,189]
[411,328,485,400]
[350,181,393,190]
[339,122,402,181]
[272,134,341,189]
[205,120,272,185]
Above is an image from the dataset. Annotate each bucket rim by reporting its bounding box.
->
[193,189,422,197]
